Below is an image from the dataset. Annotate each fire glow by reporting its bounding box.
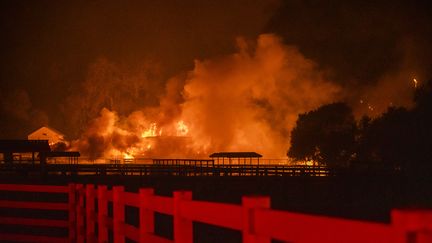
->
[69,34,418,161]
[73,107,195,160]
[69,34,341,160]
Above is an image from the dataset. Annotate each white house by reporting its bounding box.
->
[28,126,65,145]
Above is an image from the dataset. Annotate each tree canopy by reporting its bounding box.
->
[288,80,432,175]
[288,102,356,167]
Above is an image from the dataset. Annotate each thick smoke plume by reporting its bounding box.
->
[75,34,341,158]
[180,34,340,157]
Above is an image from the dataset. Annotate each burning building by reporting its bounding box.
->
[28,126,65,146]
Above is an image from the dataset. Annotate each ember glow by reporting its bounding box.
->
[413,78,418,88]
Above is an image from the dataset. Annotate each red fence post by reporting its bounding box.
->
[76,184,85,243]
[98,185,109,243]
[86,184,96,243]
[113,186,125,243]
[242,196,271,243]
[68,183,76,243]
[139,188,154,242]
[392,209,432,243]
[174,190,193,243]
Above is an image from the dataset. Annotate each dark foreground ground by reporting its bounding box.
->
[0,174,431,242]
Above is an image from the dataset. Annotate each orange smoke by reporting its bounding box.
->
[74,34,341,159]
[180,34,340,157]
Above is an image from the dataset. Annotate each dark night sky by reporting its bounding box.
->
[1,0,432,138]
[265,1,432,84]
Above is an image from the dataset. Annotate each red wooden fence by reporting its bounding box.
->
[1,183,432,242]
[0,184,74,243]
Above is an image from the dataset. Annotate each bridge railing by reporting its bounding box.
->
[1,183,431,242]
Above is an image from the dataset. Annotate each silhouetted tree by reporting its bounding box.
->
[356,80,432,174]
[288,102,356,167]
[410,80,432,174]
[353,115,376,168]
[414,79,432,112]
[361,107,414,170]
[288,80,432,176]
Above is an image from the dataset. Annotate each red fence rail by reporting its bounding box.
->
[0,183,74,243]
[1,183,432,242]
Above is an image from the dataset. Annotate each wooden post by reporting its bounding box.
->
[98,185,109,243]
[86,184,95,243]
[40,153,47,176]
[76,184,85,243]
[139,188,154,242]
[392,209,432,243]
[174,190,192,243]
[68,184,76,243]
[242,196,271,243]
[113,186,125,243]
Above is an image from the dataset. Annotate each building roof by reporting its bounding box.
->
[0,140,51,153]
[28,126,64,137]
[209,152,262,158]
